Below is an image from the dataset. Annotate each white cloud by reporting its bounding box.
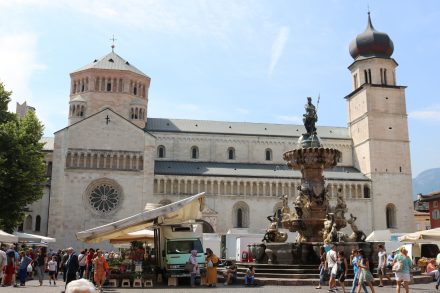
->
[268,26,290,77]
[276,115,301,123]
[409,105,440,122]
[0,33,46,111]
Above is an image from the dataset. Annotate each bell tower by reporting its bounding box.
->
[68,47,151,128]
[346,13,415,232]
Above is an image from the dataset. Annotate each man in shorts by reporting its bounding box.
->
[326,244,337,292]
[377,244,391,287]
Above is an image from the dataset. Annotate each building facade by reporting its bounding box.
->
[21,15,415,249]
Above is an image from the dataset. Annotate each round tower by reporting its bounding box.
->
[68,49,150,128]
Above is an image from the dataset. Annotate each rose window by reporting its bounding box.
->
[88,183,120,214]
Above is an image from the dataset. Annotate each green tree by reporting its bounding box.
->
[0,82,46,233]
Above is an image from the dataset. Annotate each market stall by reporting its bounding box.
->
[76,192,205,287]
[0,230,18,243]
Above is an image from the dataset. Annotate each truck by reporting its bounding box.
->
[154,223,206,283]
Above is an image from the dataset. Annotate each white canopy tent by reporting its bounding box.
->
[76,192,205,244]
[0,230,18,243]
[109,229,155,245]
[366,229,392,242]
[399,228,440,243]
[14,232,56,243]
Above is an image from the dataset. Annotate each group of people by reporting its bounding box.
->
[187,247,256,287]
[0,245,114,293]
[316,243,412,293]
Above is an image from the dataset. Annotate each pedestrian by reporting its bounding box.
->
[244,266,255,286]
[78,249,87,279]
[377,244,391,287]
[188,249,199,288]
[351,249,368,293]
[356,250,375,293]
[387,251,395,271]
[223,262,237,285]
[425,259,439,280]
[18,251,33,286]
[85,248,95,280]
[65,247,79,290]
[393,246,411,293]
[2,245,17,287]
[65,278,96,293]
[35,247,47,286]
[93,250,108,293]
[0,246,6,285]
[61,250,69,282]
[336,251,348,293]
[316,246,326,289]
[205,248,219,287]
[55,250,62,280]
[326,244,338,292]
[47,255,57,286]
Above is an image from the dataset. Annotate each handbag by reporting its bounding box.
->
[184,262,194,273]
[392,261,402,272]
[27,264,33,273]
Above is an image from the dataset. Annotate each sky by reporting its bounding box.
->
[0,0,439,178]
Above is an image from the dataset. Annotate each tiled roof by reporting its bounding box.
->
[418,191,440,202]
[154,161,369,181]
[72,51,148,77]
[147,118,350,139]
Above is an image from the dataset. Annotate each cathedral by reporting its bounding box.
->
[21,14,415,249]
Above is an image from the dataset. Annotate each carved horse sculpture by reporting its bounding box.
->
[342,213,367,242]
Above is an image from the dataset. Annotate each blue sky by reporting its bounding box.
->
[0,0,439,177]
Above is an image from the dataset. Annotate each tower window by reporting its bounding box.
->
[228,147,235,160]
[384,69,387,85]
[35,215,41,232]
[81,84,85,92]
[107,82,111,92]
[157,145,165,158]
[363,186,370,198]
[386,204,396,228]
[265,148,272,161]
[353,73,358,89]
[368,69,372,84]
[191,146,199,159]
[134,86,137,95]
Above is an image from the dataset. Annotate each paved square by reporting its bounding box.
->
[1,280,438,293]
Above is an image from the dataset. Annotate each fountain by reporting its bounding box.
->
[256,97,376,265]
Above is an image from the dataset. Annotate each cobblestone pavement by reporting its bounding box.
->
[1,280,438,293]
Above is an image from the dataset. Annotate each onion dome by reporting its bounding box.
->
[349,13,394,60]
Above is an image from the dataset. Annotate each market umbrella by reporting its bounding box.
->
[14,232,56,243]
[398,228,440,243]
[0,230,18,243]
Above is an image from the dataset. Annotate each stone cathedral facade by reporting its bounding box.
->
[22,15,415,249]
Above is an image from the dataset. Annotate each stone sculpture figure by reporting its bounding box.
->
[263,214,288,243]
[303,97,317,134]
[334,188,348,220]
[322,213,334,242]
[341,213,367,242]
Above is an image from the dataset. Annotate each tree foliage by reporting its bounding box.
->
[0,82,46,233]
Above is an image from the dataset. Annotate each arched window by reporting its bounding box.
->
[35,215,41,232]
[24,215,32,231]
[228,147,235,160]
[237,208,243,228]
[363,185,370,198]
[157,145,165,158]
[107,82,111,92]
[191,146,199,159]
[265,148,272,161]
[134,86,137,96]
[233,201,249,228]
[386,204,396,229]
